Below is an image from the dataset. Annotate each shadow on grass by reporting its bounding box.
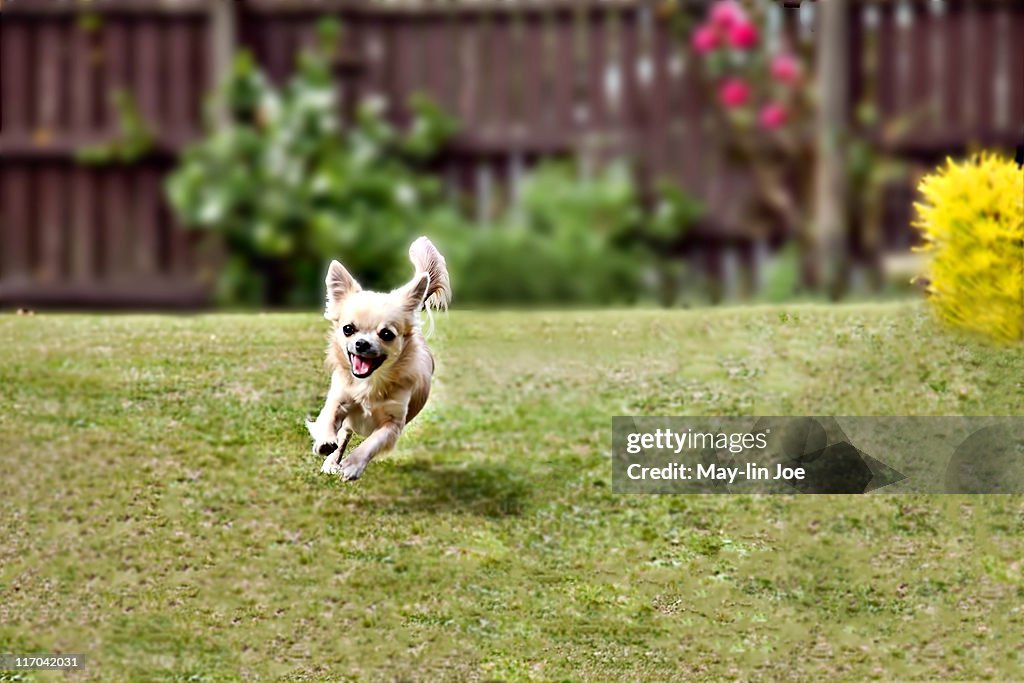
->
[385,459,531,517]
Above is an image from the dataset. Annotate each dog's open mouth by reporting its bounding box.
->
[349,353,386,379]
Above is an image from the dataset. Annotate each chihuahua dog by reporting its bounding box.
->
[307,237,451,481]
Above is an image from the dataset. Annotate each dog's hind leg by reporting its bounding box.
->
[320,427,352,475]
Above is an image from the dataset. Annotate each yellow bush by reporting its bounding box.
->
[914,154,1024,342]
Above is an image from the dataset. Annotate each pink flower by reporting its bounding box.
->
[692,24,720,54]
[728,20,759,49]
[710,1,746,31]
[759,102,789,130]
[718,78,751,108]
[770,53,802,84]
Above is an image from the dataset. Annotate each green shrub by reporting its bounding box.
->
[166,20,457,306]
[166,19,704,308]
[913,153,1023,343]
[438,161,700,306]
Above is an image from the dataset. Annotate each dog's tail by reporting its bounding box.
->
[408,236,452,312]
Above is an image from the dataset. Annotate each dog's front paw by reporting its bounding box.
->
[306,419,337,455]
[314,440,338,456]
[339,456,368,482]
[320,454,342,475]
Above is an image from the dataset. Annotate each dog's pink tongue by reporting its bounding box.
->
[353,355,371,375]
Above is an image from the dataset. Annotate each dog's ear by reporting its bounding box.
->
[401,271,430,314]
[324,260,361,320]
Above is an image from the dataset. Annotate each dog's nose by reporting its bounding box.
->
[354,339,371,353]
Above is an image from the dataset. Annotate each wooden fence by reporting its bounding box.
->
[1,0,1021,306]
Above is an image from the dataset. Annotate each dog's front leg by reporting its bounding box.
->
[319,428,352,475]
[339,421,402,482]
[306,370,347,456]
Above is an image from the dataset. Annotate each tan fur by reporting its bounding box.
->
[408,236,451,311]
[307,237,451,481]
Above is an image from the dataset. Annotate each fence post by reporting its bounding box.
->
[209,0,239,127]
[814,0,849,296]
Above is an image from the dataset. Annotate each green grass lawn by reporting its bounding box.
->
[2,303,1023,682]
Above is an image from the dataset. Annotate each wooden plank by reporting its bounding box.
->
[550,12,576,137]
[134,167,159,275]
[993,4,1012,132]
[535,13,557,133]
[0,281,209,309]
[1012,5,1024,129]
[70,15,96,135]
[101,18,130,135]
[92,168,107,277]
[474,159,493,225]
[1,168,31,280]
[648,17,672,176]
[69,167,95,283]
[1,21,30,137]
[294,17,319,55]
[167,19,195,140]
[486,15,511,134]
[972,4,997,134]
[571,9,590,131]
[454,16,481,128]
[906,2,932,129]
[166,191,194,276]
[264,18,293,84]
[780,5,801,52]
[846,2,865,123]
[239,0,368,15]
[618,10,639,134]
[925,1,944,132]
[519,14,546,135]
[359,17,387,104]
[666,26,689,189]
[939,0,966,133]
[875,2,897,120]
[0,138,183,159]
[241,0,635,19]
[507,15,527,129]
[208,0,236,127]
[133,18,163,133]
[419,17,447,107]
[586,9,609,130]
[680,42,704,194]
[391,18,418,126]
[38,166,65,283]
[104,168,133,280]
[37,21,65,140]
[2,1,208,16]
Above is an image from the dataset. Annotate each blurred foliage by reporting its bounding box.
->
[77,89,155,164]
[166,19,459,306]
[914,154,1023,343]
[437,162,703,306]
[166,18,703,307]
[761,241,802,304]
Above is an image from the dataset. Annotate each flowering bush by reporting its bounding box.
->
[914,154,1024,343]
[683,0,918,295]
[681,0,827,290]
[690,0,805,135]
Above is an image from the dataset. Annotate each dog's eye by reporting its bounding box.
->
[378,328,395,342]
[342,324,356,337]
